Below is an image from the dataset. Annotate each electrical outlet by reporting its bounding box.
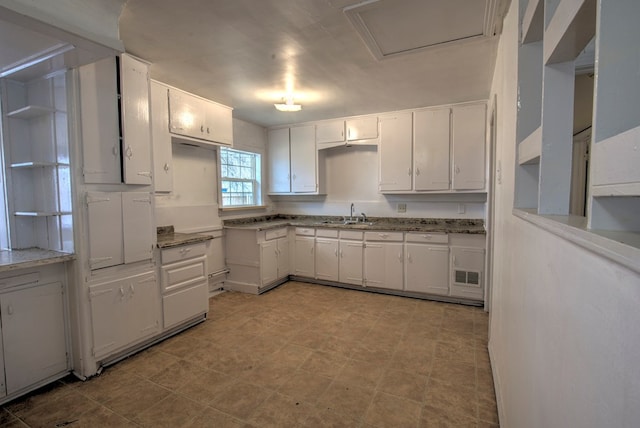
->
[397,203,407,213]
[458,203,465,214]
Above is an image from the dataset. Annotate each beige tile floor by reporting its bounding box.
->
[0,281,498,427]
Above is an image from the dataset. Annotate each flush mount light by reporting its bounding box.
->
[274,96,302,112]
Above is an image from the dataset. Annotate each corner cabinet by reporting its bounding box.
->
[225,227,291,294]
[150,80,173,193]
[167,87,233,147]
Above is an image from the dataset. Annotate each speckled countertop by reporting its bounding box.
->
[157,226,213,249]
[223,215,485,234]
[0,249,75,273]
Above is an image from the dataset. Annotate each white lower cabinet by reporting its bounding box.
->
[89,270,161,360]
[364,232,404,290]
[449,234,485,300]
[315,229,339,281]
[405,233,450,296]
[160,242,208,329]
[260,235,289,285]
[1,280,67,396]
[339,231,363,286]
[294,228,315,277]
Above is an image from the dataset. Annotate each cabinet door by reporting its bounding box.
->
[89,279,125,359]
[120,54,152,185]
[87,191,123,269]
[379,113,413,192]
[294,237,315,277]
[150,81,173,192]
[128,272,161,341]
[316,120,345,148]
[450,246,484,300]
[122,192,154,264]
[267,128,291,193]
[452,104,486,190]
[205,101,233,145]
[78,57,121,184]
[290,125,317,193]
[339,240,363,285]
[260,240,278,285]
[168,89,204,140]
[414,108,451,190]
[315,238,339,281]
[347,116,378,141]
[364,242,403,290]
[405,244,449,295]
[1,282,67,395]
[277,237,290,279]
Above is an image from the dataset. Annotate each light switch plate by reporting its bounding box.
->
[397,203,407,213]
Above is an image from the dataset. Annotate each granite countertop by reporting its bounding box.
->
[157,226,213,249]
[223,215,485,234]
[0,248,75,273]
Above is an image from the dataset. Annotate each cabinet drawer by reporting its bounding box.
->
[161,242,207,264]
[161,255,206,293]
[340,230,363,240]
[316,229,338,238]
[265,228,288,240]
[162,282,208,329]
[364,231,403,242]
[406,232,448,244]
[295,227,315,236]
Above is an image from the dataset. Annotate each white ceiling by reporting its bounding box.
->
[119,0,508,127]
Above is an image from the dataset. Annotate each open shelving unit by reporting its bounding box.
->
[0,70,73,252]
[515,0,640,251]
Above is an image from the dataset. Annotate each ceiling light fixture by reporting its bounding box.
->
[274,96,302,112]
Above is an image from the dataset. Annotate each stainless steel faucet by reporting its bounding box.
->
[350,203,355,221]
[360,212,367,223]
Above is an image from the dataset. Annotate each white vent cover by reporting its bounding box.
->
[344,0,498,60]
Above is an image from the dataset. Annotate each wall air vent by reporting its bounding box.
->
[454,270,482,287]
[344,0,499,61]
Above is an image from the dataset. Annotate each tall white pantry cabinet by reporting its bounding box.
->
[69,53,160,378]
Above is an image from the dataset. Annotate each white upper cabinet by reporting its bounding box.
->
[451,104,486,190]
[267,128,291,194]
[79,57,121,184]
[168,87,233,146]
[316,120,345,148]
[120,54,152,185]
[316,116,378,150]
[79,54,153,185]
[346,116,378,142]
[150,80,172,192]
[414,108,451,191]
[378,102,486,194]
[378,112,413,192]
[290,125,317,193]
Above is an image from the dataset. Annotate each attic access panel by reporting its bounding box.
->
[345,0,497,60]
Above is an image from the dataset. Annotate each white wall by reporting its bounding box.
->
[154,118,272,231]
[275,145,487,219]
[489,3,640,427]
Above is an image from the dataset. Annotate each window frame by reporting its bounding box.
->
[218,147,262,209]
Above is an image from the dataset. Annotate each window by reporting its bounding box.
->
[219,147,262,207]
